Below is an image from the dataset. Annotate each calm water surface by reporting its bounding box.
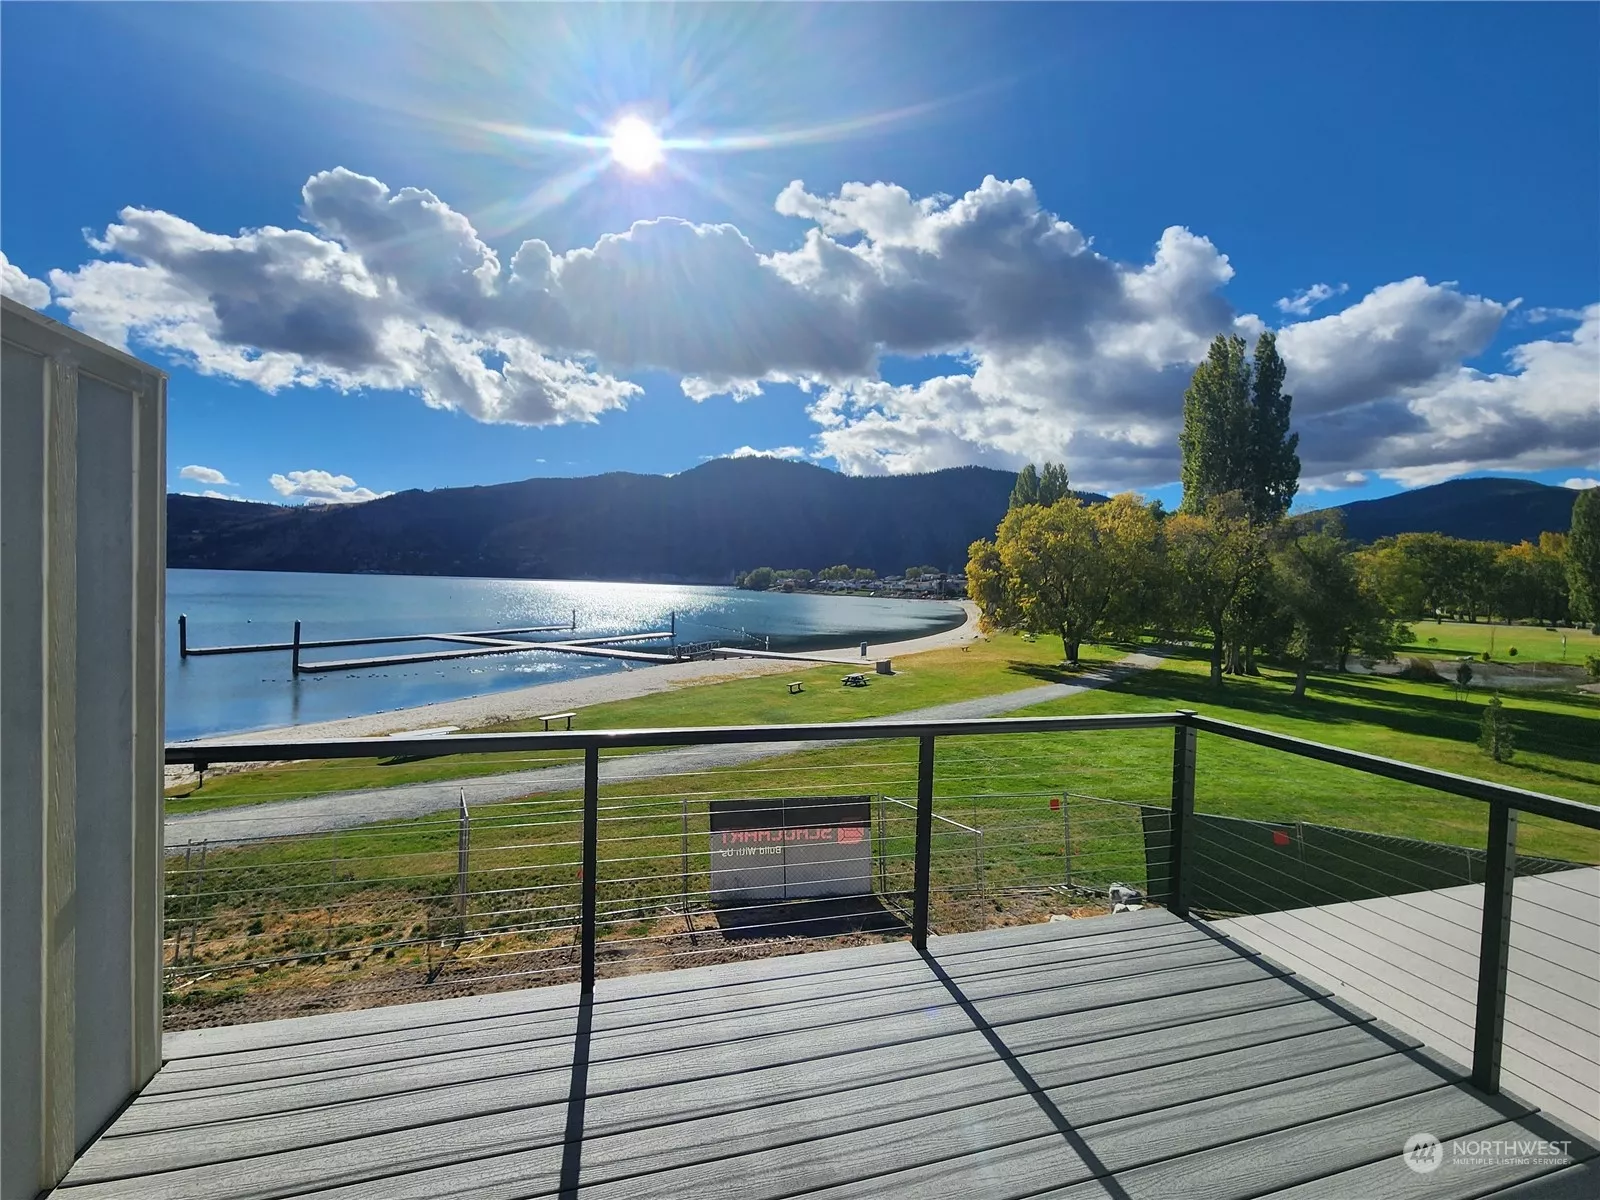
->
[168,570,964,740]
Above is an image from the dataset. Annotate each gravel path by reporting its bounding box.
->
[165,650,1164,846]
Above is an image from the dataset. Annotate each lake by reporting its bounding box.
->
[167,570,966,740]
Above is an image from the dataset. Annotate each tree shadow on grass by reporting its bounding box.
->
[1005,660,1098,686]
[1111,652,1600,772]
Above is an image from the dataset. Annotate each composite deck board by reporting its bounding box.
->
[68,979,1350,1190]
[144,921,1212,1092]
[1481,1159,1600,1198]
[1256,1113,1598,1199]
[1217,867,1600,1139]
[112,942,1266,1132]
[56,910,1593,1200]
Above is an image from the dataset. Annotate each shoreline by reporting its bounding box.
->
[181,601,981,745]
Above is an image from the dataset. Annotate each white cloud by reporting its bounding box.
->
[1298,469,1371,494]
[31,166,1600,490]
[723,445,807,460]
[182,489,247,501]
[1275,282,1348,316]
[268,469,391,505]
[179,464,233,485]
[1563,477,1600,489]
[1,251,51,309]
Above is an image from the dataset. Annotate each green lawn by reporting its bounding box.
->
[165,634,1124,812]
[1397,619,1599,665]
[162,640,1600,1019]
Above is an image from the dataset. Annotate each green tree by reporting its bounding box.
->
[964,539,1016,630]
[1247,333,1300,521]
[1179,335,1251,514]
[1178,334,1299,522]
[1165,495,1272,686]
[741,566,775,591]
[1478,694,1515,763]
[1567,488,1600,624]
[1009,464,1040,510]
[966,494,1162,665]
[1009,461,1071,509]
[851,567,877,582]
[1356,540,1428,618]
[1037,461,1072,506]
[819,564,853,582]
[1271,516,1364,697]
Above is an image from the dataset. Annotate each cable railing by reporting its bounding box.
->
[164,709,1600,1103]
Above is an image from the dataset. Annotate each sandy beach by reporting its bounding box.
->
[182,600,982,745]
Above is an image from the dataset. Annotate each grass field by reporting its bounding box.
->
[160,633,1600,1022]
[1397,619,1600,665]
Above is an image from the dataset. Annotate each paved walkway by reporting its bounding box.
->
[166,651,1164,846]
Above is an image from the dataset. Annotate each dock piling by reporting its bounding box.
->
[178,613,187,659]
[291,620,302,677]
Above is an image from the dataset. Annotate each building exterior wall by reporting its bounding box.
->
[1,297,166,1199]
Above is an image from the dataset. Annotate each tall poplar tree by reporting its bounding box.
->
[1178,335,1252,513]
[1009,464,1040,510]
[1178,332,1300,521]
[1248,332,1300,522]
[1568,487,1600,624]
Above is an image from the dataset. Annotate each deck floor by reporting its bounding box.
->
[58,909,1596,1199]
[1217,867,1600,1140]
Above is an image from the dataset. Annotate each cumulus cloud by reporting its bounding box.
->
[34,166,1600,490]
[1,251,51,309]
[1276,282,1348,316]
[1564,477,1599,490]
[269,469,391,505]
[723,445,807,460]
[179,464,233,485]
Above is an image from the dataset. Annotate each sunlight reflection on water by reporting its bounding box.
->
[167,570,964,739]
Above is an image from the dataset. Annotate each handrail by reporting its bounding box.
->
[1188,714,1600,830]
[162,706,1598,1099]
[163,710,1187,762]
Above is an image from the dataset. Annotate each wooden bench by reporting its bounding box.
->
[789,681,803,694]
[538,712,577,731]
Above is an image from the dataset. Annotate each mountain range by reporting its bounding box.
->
[167,461,1583,583]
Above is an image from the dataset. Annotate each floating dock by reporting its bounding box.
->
[177,612,687,676]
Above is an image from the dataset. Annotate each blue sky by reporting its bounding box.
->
[3,2,1596,512]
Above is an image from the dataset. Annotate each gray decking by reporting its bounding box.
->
[57,909,1596,1199]
[1218,867,1600,1140]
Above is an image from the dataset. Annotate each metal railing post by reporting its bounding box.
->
[911,736,935,948]
[581,746,599,993]
[1472,798,1518,1093]
[1170,714,1197,917]
[456,789,470,931]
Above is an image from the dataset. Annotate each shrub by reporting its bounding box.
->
[1481,651,1492,662]
[1585,654,1600,681]
[1397,657,1443,682]
[1508,647,1518,658]
[1478,694,1515,763]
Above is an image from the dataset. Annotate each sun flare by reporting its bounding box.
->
[609,115,664,174]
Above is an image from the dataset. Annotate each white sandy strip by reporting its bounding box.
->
[179,602,981,746]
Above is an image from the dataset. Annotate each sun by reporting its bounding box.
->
[609,115,664,174]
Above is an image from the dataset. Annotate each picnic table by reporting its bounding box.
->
[841,673,869,688]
